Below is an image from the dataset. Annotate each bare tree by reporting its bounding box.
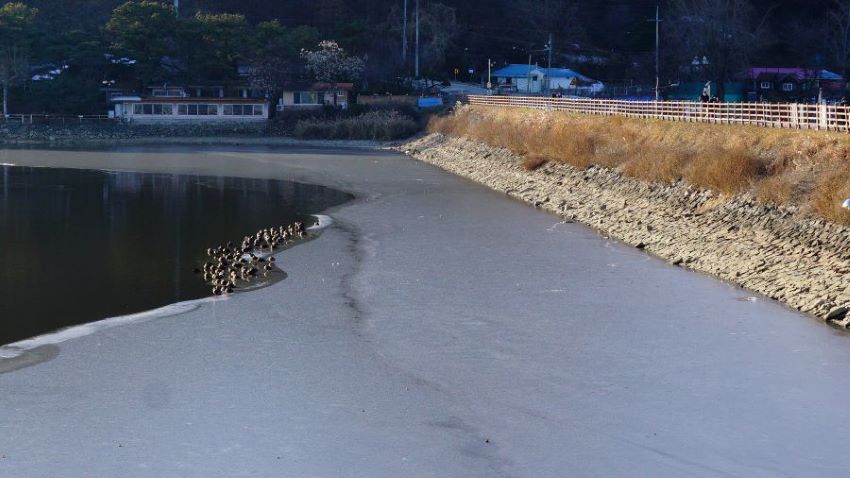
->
[828,1,850,78]
[386,1,458,78]
[418,2,458,76]
[667,0,772,100]
[504,0,586,52]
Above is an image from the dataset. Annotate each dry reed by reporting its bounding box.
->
[429,105,850,224]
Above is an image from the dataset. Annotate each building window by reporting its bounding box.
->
[151,88,185,97]
[177,104,218,115]
[782,83,794,92]
[760,81,772,89]
[294,91,319,104]
[133,103,173,115]
[222,104,264,116]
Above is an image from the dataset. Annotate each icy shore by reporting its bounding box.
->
[1,145,850,476]
[401,133,850,325]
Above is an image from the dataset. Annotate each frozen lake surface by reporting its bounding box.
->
[1,145,849,477]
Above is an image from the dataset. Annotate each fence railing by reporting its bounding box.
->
[463,95,850,132]
[1,114,117,125]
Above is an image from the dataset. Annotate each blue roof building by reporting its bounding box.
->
[491,64,603,95]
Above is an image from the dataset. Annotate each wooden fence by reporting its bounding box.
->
[2,114,116,125]
[463,95,850,132]
[357,94,419,106]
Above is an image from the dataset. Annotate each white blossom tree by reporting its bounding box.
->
[301,40,365,106]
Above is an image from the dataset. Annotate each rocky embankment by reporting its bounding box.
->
[400,133,850,327]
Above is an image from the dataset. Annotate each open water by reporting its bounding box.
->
[0,165,352,345]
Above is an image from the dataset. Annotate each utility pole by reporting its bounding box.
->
[648,4,661,101]
[414,0,420,78]
[487,58,492,90]
[547,33,553,94]
[402,0,407,64]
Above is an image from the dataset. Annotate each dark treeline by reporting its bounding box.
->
[0,0,847,113]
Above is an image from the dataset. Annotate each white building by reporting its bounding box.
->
[276,82,353,111]
[109,87,269,123]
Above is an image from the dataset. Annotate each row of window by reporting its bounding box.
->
[178,104,218,115]
[132,104,264,116]
[223,104,264,116]
[760,81,795,92]
[292,91,348,105]
[293,91,320,105]
[133,104,174,115]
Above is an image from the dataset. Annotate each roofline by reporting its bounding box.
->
[116,97,269,104]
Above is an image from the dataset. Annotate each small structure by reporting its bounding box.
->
[490,64,603,95]
[277,82,353,111]
[743,68,847,102]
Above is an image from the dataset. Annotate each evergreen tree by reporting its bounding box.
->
[0,2,37,116]
[104,0,177,88]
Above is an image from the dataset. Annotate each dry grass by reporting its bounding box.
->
[522,154,548,171]
[683,146,763,195]
[812,166,850,223]
[429,105,850,224]
[755,175,796,206]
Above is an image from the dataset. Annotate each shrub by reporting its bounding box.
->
[683,146,763,194]
[293,110,420,140]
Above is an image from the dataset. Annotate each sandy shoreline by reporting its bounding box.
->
[2,144,850,476]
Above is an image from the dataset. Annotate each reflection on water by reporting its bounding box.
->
[0,166,352,345]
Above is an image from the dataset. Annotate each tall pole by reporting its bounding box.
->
[648,4,661,101]
[655,5,660,101]
[414,0,420,78]
[547,32,553,94]
[173,0,179,17]
[402,0,408,64]
[487,58,492,90]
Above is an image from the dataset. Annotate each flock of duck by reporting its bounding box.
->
[193,221,308,296]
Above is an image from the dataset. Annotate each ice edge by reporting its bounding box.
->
[0,214,333,359]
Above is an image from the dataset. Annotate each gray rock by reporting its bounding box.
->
[825,306,850,321]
